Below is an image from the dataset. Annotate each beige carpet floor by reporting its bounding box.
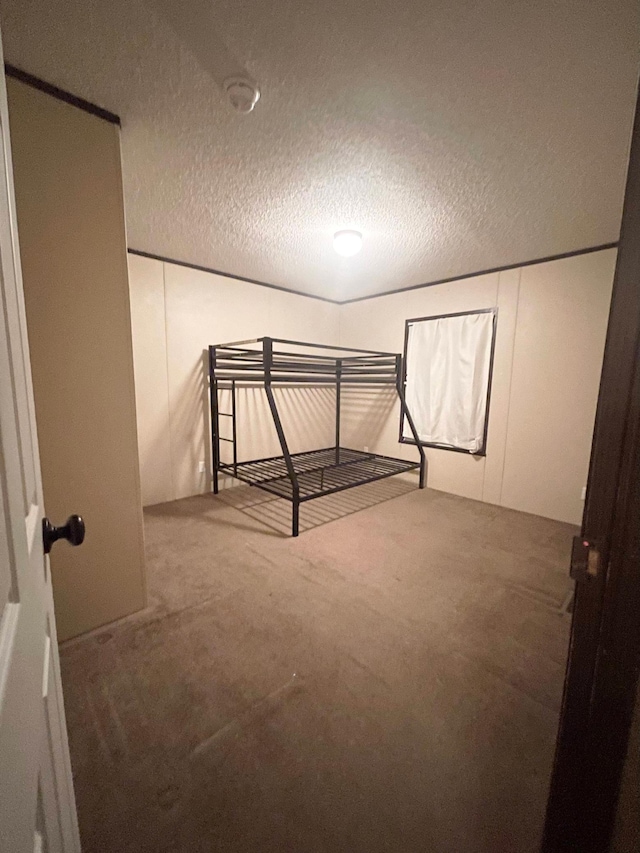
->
[60,481,576,853]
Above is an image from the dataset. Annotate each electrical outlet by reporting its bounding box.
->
[581,486,587,501]
[198,461,206,474]
[364,446,369,453]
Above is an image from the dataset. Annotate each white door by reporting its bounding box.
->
[0,27,81,853]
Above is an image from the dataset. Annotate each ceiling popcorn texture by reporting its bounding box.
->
[1,0,638,300]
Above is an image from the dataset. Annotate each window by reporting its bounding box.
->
[400,309,497,455]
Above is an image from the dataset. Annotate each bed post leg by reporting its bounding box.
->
[292,498,299,537]
[395,353,426,489]
[335,358,342,464]
[264,338,301,536]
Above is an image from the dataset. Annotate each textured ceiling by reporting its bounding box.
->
[1,0,639,300]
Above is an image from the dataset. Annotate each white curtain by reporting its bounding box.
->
[403,311,495,453]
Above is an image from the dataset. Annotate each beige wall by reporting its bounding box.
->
[128,253,341,505]
[499,255,614,520]
[8,78,146,641]
[130,250,614,525]
[338,249,616,525]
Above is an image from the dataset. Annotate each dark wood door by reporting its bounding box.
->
[542,85,640,852]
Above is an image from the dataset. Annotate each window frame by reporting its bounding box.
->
[398,307,498,457]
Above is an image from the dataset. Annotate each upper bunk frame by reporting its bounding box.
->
[208,337,426,535]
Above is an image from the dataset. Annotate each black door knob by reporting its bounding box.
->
[42,515,85,554]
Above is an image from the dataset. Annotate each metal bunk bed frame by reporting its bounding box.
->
[208,336,426,536]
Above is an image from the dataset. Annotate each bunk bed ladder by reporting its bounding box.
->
[209,346,238,494]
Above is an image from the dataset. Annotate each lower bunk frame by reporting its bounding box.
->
[218,446,421,535]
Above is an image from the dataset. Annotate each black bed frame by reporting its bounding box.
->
[208,337,426,536]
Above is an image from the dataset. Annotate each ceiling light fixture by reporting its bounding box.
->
[223,76,261,113]
[333,230,363,257]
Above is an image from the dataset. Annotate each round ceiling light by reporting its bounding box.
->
[333,230,363,257]
[223,76,261,113]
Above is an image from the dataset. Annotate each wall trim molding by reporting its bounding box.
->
[340,242,620,304]
[5,64,121,126]
[127,248,340,304]
[130,243,619,306]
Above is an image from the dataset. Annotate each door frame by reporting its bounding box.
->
[542,83,640,851]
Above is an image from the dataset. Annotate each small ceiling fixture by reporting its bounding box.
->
[223,76,261,113]
[333,230,363,257]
